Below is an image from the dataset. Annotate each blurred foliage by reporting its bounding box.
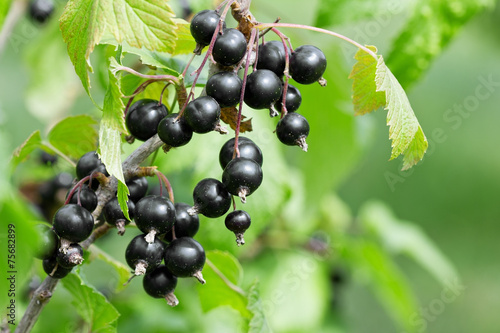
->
[1,0,499,332]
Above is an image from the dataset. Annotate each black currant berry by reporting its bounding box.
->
[222,157,263,203]
[34,224,59,260]
[219,136,263,170]
[134,195,176,242]
[126,177,149,203]
[289,45,327,85]
[43,256,72,279]
[213,28,247,66]
[274,84,302,113]
[56,243,84,268]
[206,71,242,108]
[157,113,193,147]
[104,198,135,235]
[76,151,108,180]
[143,265,179,306]
[52,204,94,243]
[29,0,54,24]
[225,210,251,246]
[164,237,206,283]
[257,40,287,76]
[39,150,57,166]
[184,96,221,134]
[126,99,168,141]
[189,178,231,218]
[276,112,310,151]
[244,70,283,110]
[68,186,98,213]
[190,10,226,47]
[125,234,165,276]
[164,203,200,242]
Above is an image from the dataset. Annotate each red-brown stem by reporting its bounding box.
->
[154,170,175,203]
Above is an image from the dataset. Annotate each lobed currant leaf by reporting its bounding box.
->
[48,115,98,159]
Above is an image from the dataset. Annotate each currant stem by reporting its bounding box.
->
[154,170,175,203]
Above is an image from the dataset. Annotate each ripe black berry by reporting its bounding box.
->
[126,99,168,141]
[68,186,98,213]
[225,210,251,246]
[164,237,206,283]
[125,234,165,276]
[103,198,135,235]
[76,151,107,180]
[52,204,94,243]
[222,157,263,203]
[219,136,263,170]
[126,177,149,203]
[276,112,310,151]
[43,256,72,279]
[134,195,176,242]
[213,28,247,66]
[184,96,221,134]
[143,265,178,306]
[190,10,226,47]
[289,45,327,85]
[56,243,84,268]
[274,84,302,113]
[206,71,242,108]
[164,203,200,242]
[29,0,54,24]
[244,70,283,109]
[34,224,58,260]
[157,113,193,147]
[257,40,287,77]
[189,178,231,218]
[39,151,57,165]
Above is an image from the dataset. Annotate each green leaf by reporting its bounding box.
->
[0,0,13,29]
[171,18,196,55]
[246,280,272,333]
[10,130,42,169]
[88,244,131,292]
[350,46,428,170]
[359,201,459,287]
[387,0,495,87]
[48,115,98,159]
[62,273,120,332]
[197,250,251,318]
[314,0,399,27]
[344,239,419,333]
[117,181,131,220]
[60,0,177,96]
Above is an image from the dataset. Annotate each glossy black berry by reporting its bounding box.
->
[34,224,58,260]
[43,256,72,279]
[274,84,302,113]
[289,45,327,85]
[52,204,94,243]
[276,112,310,151]
[157,113,193,147]
[125,234,165,275]
[190,10,226,47]
[184,96,221,134]
[257,40,287,76]
[164,237,206,283]
[191,178,231,218]
[104,198,135,235]
[29,0,54,24]
[68,186,98,213]
[244,70,283,109]
[222,157,263,202]
[126,99,168,141]
[219,136,263,170]
[225,210,251,246]
[206,71,242,108]
[134,195,176,241]
[56,243,84,268]
[143,265,179,306]
[126,177,149,203]
[213,28,247,66]
[76,151,108,180]
[164,203,200,242]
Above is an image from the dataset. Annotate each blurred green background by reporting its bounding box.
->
[1,0,499,332]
